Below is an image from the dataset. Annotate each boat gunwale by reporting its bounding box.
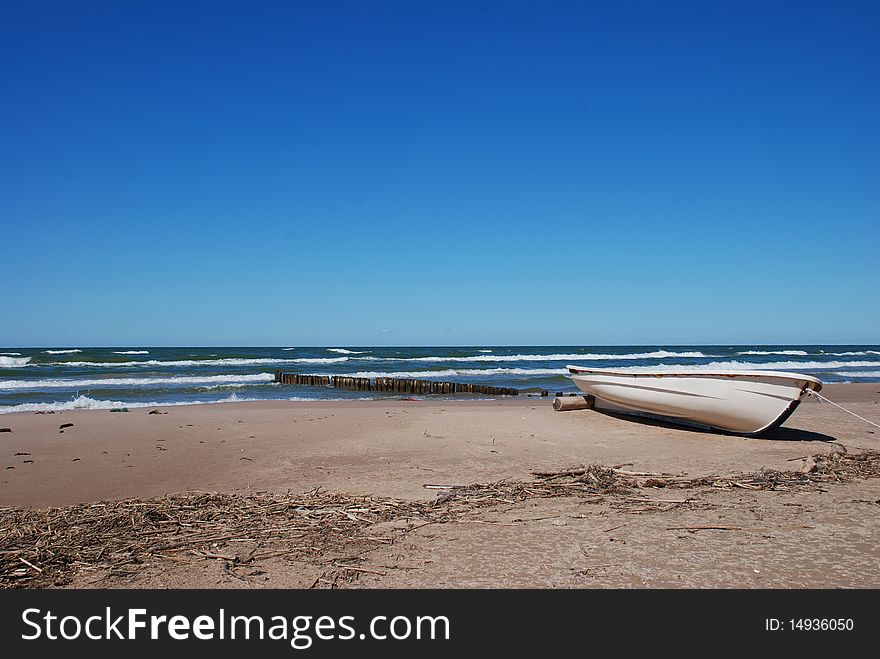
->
[565,365,823,391]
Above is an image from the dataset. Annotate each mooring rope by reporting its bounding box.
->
[806,389,880,429]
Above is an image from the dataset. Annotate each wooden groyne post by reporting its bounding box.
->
[275,370,518,396]
[274,371,330,386]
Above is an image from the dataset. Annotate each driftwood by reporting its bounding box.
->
[552,395,595,411]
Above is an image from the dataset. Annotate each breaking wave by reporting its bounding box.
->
[0,373,276,391]
[0,356,31,367]
[43,349,82,354]
[53,357,349,368]
[583,360,880,372]
[327,348,369,354]
[835,370,880,379]
[0,395,198,414]
[112,350,150,355]
[346,367,568,379]
[737,350,809,356]
[0,393,347,414]
[389,350,707,363]
[283,357,350,364]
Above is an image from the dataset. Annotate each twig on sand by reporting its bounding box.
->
[334,565,387,576]
[19,557,42,573]
[666,525,743,531]
[194,550,237,561]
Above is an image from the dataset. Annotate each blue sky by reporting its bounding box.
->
[1,0,878,346]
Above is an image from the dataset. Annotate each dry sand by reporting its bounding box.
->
[1,382,878,588]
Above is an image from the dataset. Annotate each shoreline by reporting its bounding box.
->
[2,381,878,418]
[1,382,877,509]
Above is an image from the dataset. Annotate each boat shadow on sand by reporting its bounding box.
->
[593,409,837,443]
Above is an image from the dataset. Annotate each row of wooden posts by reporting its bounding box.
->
[274,371,520,396]
[276,373,331,386]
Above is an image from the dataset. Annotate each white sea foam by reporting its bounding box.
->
[344,360,880,380]
[387,350,707,363]
[53,357,349,368]
[112,350,150,355]
[0,373,276,391]
[288,357,351,364]
[0,356,31,367]
[346,369,462,379]
[282,348,296,351]
[0,352,21,356]
[478,349,493,353]
[737,350,809,356]
[586,360,880,373]
[829,351,880,356]
[0,395,198,414]
[834,370,880,378]
[43,349,81,354]
[0,393,347,414]
[199,382,278,390]
[346,367,568,379]
[19,350,846,368]
[327,348,369,354]
[210,392,283,404]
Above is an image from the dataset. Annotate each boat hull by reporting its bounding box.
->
[566,367,822,436]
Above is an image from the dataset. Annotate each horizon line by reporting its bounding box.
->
[3,342,880,349]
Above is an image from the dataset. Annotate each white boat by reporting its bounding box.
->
[566,366,822,436]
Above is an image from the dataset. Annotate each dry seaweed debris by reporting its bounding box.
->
[0,490,443,588]
[529,464,637,493]
[2,450,878,588]
[421,464,635,512]
[528,450,880,493]
[656,448,880,491]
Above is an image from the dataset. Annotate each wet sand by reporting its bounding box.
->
[1,382,878,588]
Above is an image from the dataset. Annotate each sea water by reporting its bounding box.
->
[1,345,878,413]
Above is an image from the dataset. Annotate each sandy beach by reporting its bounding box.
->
[1,383,878,588]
